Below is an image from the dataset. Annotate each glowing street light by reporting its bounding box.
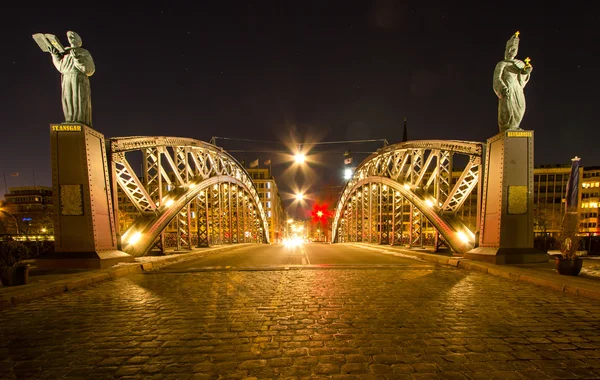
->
[343,168,353,180]
[294,153,306,164]
[295,193,304,201]
[128,231,142,245]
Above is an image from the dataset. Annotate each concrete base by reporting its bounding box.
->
[465,247,550,265]
[36,250,135,270]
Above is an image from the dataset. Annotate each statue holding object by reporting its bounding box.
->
[33,31,95,127]
[493,31,533,132]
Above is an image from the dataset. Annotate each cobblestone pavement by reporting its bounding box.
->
[1,263,600,380]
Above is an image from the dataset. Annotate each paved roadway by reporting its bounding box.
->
[1,243,600,379]
[163,242,424,269]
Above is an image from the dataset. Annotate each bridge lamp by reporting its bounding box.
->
[403,184,410,190]
[456,231,470,244]
[165,199,175,208]
[128,231,142,245]
[425,199,434,208]
[343,168,353,180]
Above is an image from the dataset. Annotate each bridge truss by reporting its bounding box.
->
[332,140,484,254]
[108,136,269,257]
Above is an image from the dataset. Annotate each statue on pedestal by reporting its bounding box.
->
[493,31,533,132]
[33,31,95,127]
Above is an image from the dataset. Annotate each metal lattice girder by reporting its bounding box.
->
[222,183,231,244]
[410,204,422,247]
[175,146,192,183]
[112,152,156,213]
[411,150,424,186]
[350,195,357,242]
[109,136,277,254]
[425,150,452,206]
[176,206,191,250]
[331,140,483,254]
[143,147,162,202]
[110,137,269,256]
[241,194,248,243]
[231,186,239,244]
[370,184,378,243]
[362,186,369,241]
[211,184,222,245]
[196,190,209,247]
[392,190,404,245]
[379,184,390,244]
[442,155,481,213]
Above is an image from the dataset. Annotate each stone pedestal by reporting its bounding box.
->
[37,123,134,269]
[465,130,549,264]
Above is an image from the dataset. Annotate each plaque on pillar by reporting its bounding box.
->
[466,130,549,264]
[37,123,135,269]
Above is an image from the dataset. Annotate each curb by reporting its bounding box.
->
[352,243,600,300]
[0,244,248,311]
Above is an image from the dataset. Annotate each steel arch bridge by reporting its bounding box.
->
[332,140,484,254]
[108,136,270,257]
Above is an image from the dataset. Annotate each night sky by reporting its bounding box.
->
[1,3,597,213]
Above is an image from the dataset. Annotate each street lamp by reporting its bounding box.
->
[295,193,304,202]
[294,153,306,164]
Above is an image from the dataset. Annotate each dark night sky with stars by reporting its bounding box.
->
[0,3,598,212]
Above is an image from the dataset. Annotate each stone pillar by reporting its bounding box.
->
[465,130,549,264]
[37,123,135,269]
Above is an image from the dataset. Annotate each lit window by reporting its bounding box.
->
[268,211,272,217]
[267,192,271,199]
[267,182,271,189]
[267,201,271,208]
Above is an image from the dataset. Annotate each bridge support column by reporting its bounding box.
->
[466,130,549,264]
[38,124,134,269]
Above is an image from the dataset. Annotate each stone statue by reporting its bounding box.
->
[44,31,95,127]
[493,31,533,132]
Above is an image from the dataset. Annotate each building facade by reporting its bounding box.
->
[245,167,286,243]
[1,186,54,235]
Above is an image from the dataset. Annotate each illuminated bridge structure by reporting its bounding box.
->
[109,136,270,257]
[331,140,484,254]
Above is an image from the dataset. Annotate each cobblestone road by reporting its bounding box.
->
[1,264,600,379]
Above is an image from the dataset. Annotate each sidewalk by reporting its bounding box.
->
[0,244,250,311]
[2,243,600,311]
[352,242,600,300]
